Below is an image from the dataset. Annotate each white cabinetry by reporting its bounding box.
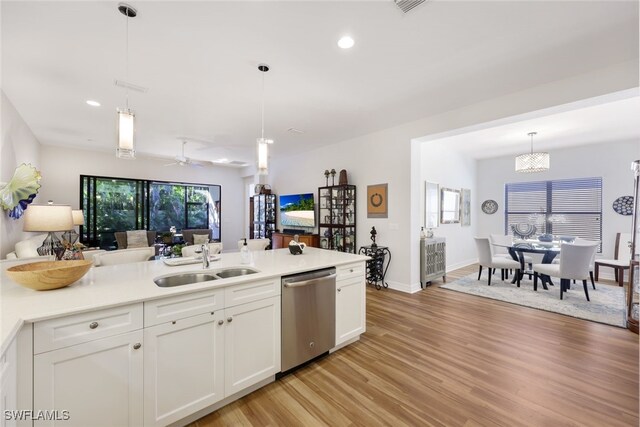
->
[33,330,143,427]
[335,262,366,346]
[224,297,280,395]
[1,338,17,427]
[144,312,224,427]
[32,304,144,427]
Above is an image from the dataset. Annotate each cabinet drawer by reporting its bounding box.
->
[34,304,143,354]
[144,289,224,327]
[337,262,365,281]
[224,278,280,308]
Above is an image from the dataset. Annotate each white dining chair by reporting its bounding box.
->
[474,237,521,286]
[181,242,223,258]
[490,234,534,276]
[532,242,598,301]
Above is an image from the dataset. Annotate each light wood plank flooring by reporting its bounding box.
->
[191,264,639,426]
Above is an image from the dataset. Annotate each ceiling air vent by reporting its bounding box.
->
[393,0,426,13]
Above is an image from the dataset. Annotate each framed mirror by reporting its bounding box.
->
[441,187,461,224]
[425,181,439,228]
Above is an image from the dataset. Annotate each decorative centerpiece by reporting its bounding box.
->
[370,226,378,248]
[288,235,306,255]
[6,260,93,291]
[537,234,553,242]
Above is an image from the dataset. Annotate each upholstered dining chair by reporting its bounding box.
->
[181,242,223,258]
[490,234,534,275]
[237,239,270,251]
[474,237,521,286]
[532,242,598,301]
[594,232,631,287]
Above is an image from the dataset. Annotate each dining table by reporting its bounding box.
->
[492,239,563,290]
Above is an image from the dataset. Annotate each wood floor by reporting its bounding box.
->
[190,264,639,427]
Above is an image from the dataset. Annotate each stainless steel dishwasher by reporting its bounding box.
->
[281,267,337,373]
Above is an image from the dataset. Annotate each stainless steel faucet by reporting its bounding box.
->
[201,244,210,269]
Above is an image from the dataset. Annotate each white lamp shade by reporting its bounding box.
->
[23,205,73,232]
[515,152,550,173]
[117,109,135,158]
[72,209,85,226]
[257,140,269,175]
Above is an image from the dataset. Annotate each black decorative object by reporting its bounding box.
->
[481,199,498,214]
[330,169,336,186]
[612,195,634,216]
[511,223,537,240]
[370,226,377,248]
[359,245,391,290]
[324,170,330,186]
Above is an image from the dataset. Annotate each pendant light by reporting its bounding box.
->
[257,63,274,175]
[515,132,549,173]
[116,3,137,159]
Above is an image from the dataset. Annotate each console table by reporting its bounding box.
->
[359,245,391,290]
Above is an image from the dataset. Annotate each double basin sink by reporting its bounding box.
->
[154,267,259,288]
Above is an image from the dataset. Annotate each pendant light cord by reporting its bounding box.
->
[260,70,265,140]
[125,5,130,110]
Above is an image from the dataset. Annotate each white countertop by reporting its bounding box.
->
[0,248,368,354]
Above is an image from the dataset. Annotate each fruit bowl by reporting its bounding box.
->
[5,260,93,291]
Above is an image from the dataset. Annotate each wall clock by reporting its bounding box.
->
[481,199,498,214]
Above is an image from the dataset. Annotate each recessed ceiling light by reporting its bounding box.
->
[337,36,355,49]
[86,100,101,107]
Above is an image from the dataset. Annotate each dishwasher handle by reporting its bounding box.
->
[283,273,337,288]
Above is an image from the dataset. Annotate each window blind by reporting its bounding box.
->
[505,177,602,251]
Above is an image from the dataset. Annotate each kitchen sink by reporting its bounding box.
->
[214,267,259,279]
[154,267,260,287]
[154,273,218,287]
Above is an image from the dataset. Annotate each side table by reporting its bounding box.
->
[358,245,391,290]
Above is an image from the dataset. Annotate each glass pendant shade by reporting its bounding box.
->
[515,152,550,173]
[257,140,269,175]
[117,109,135,159]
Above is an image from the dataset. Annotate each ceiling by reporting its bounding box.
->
[2,1,638,166]
[425,94,640,159]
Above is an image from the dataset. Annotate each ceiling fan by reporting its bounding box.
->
[164,141,207,167]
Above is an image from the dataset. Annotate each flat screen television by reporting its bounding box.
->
[279,193,315,228]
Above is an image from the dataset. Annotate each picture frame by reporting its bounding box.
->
[367,183,388,218]
[461,188,471,226]
[440,187,461,224]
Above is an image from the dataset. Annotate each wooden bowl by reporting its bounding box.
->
[5,260,93,291]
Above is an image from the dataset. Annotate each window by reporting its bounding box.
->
[505,177,602,250]
[81,175,221,249]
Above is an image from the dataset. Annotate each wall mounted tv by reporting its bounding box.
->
[279,193,315,228]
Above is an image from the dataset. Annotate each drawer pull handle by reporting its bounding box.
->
[337,288,342,293]
[133,343,141,350]
[227,317,233,323]
[89,322,99,329]
[218,320,224,326]
[172,321,176,325]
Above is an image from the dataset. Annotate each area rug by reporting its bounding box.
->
[440,273,627,327]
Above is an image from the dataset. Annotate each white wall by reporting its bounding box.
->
[476,140,639,264]
[0,92,42,258]
[420,142,478,276]
[38,145,245,253]
[269,60,637,292]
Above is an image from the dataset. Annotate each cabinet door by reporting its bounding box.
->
[144,312,224,427]
[0,338,17,427]
[34,330,143,427]
[336,276,366,345]
[224,297,281,396]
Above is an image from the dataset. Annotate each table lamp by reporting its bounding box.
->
[61,209,85,245]
[23,204,73,259]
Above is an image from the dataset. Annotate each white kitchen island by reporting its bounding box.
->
[0,248,368,427]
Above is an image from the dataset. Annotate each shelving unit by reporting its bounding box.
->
[318,185,356,253]
[249,194,276,245]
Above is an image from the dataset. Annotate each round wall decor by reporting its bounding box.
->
[481,199,498,214]
[612,196,633,216]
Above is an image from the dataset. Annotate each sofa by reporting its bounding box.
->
[5,233,105,265]
[114,231,157,249]
[181,229,213,245]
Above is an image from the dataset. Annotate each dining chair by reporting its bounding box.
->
[94,247,155,266]
[532,242,598,301]
[237,238,270,251]
[181,242,223,258]
[572,238,600,289]
[474,237,521,286]
[594,232,631,287]
[490,233,533,271]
